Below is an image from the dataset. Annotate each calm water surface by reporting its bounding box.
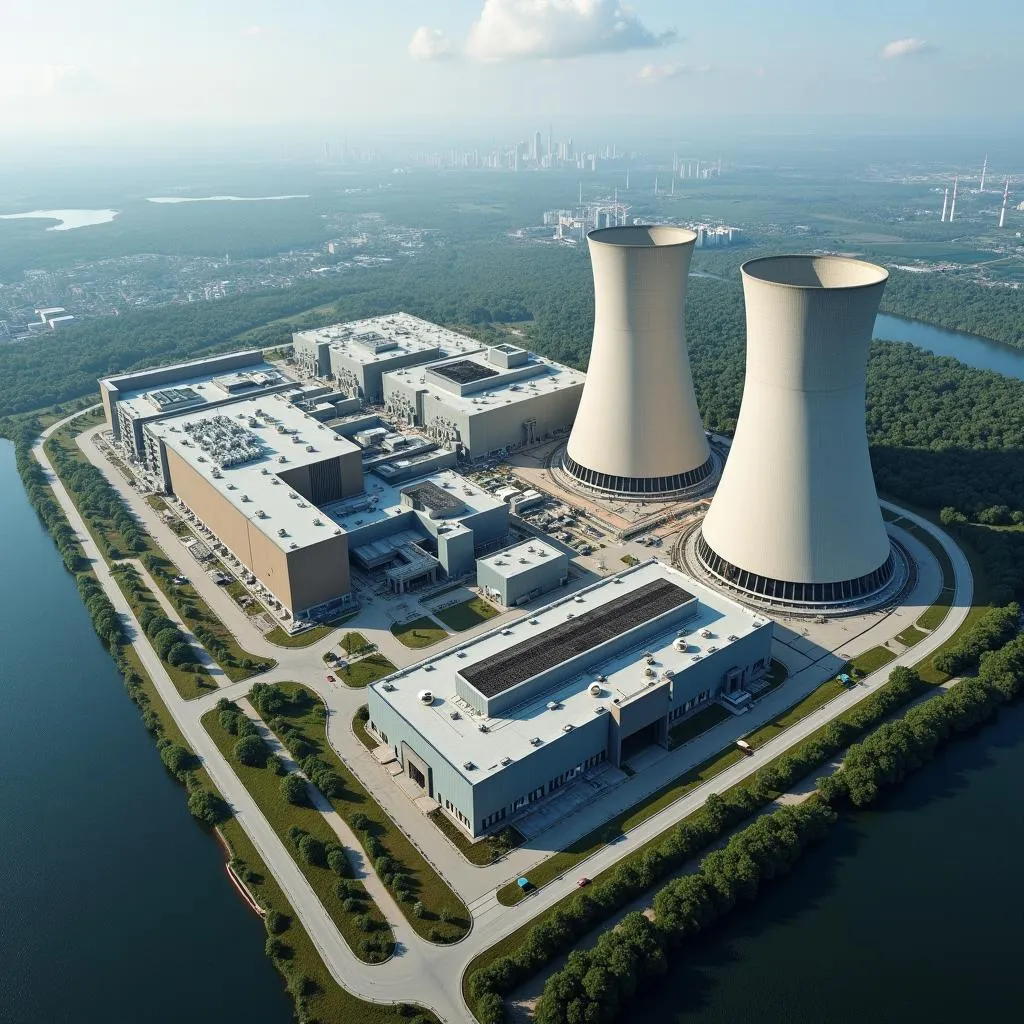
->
[875,313,1024,381]
[0,442,290,1024]
[624,704,1024,1024]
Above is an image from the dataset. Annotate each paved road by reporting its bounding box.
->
[35,411,974,1023]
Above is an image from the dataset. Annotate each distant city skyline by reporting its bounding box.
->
[1,0,1022,144]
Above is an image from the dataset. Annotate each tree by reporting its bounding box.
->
[187,788,227,826]
[159,743,194,778]
[234,733,268,768]
[166,641,194,667]
[280,773,308,806]
[298,834,327,868]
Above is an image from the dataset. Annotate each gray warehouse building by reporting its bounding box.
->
[477,540,569,607]
[367,561,773,837]
[383,343,585,460]
[292,313,482,403]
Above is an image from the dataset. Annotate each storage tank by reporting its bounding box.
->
[697,255,895,606]
[563,226,713,498]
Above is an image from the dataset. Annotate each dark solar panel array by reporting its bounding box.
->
[401,480,464,513]
[462,579,693,698]
[432,359,500,385]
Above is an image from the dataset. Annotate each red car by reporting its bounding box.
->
[326,674,336,683]
[576,877,590,888]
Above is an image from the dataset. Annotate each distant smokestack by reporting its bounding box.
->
[1000,177,1010,228]
[654,176,659,195]
[980,155,988,193]
[941,187,949,222]
[625,167,630,190]
[949,176,959,222]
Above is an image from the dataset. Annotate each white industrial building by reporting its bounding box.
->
[383,343,585,461]
[292,313,482,403]
[477,540,569,607]
[564,226,713,498]
[367,561,773,838]
[698,255,896,607]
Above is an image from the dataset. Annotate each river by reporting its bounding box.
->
[875,313,1024,381]
[623,702,1024,1023]
[0,442,290,1023]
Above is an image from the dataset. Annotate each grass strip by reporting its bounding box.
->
[339,653,397,688]
[391,617,448,649]
[434,597,499,632]
[269,684,471,943]
[202,707,396,964]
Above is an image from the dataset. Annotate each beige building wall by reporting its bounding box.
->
[165,448,351,614]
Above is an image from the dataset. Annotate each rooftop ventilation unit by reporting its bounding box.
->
[500,756,513,766]
[546,701,560,711]
[594,705,608,714]
[562,723,575,733]
[463,761,476,771]
[589,682,603,697]
[449,711,460,720]
[530,736,542,746]
[382,682,396,692]
[478,723,489,733]
[418,690,434,705]
[727,634,739,642]
[707,645,718,654]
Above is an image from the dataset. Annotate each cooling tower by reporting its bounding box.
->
[563,226,713,498]
[697,255,895,606]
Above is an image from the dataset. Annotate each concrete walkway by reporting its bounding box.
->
[33,410,974,1023]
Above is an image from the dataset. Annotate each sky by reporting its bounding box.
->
[1,0,1021,145]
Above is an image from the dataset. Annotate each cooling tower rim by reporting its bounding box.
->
[588,225,698,249]
[741,254,888,291]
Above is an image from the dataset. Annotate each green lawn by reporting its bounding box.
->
[918,588,955,631]
[338,654,397,688]
[110,565,218,700]
[896,625,928,647]
[352,710,380,751]
[850,645,896,675]
[496,743,747,906]
[667,703,732,749]
[202,707,395,963]
[427,809,524,866]
[340,631,372,656]
[268,685,470,942]
[433,596,499,632]
[391,617,447,649]
[743,679,848,750]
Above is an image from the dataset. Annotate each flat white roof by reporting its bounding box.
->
[386,350,585,413]
[478,539,567,581]
[117,359,287,421]
[371,561,771,781]
[296,312,481,365]
[322,468,503,535]
[147,389,360,553]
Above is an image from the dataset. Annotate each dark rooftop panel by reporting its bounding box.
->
[462,578,693,698]
[432,359,500,385]
[401,480,464,515]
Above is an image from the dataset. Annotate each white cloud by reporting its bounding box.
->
[880,37,933,59]
[242,26,266,37]
[0,63,103,100]
[465,0,676,62]
[409,26,454,61]
[637,62,684,81]
[637,61,711,81]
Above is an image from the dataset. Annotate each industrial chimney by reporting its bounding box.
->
[563,226,712,499]
[696,255,896,607]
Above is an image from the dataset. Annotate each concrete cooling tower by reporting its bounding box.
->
[697,255,896,607]
[563,225,713,499]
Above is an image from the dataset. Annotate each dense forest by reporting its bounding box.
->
[880,270,1024,349]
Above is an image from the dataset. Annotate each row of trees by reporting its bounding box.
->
[931,603,1019,676]
[468,666,926,1022]
[535,803,837,1024]
[9,417,87,574]
[822,634,1024,808]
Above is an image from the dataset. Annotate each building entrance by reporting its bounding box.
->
[408,761,426,788]
[620,719,662,763]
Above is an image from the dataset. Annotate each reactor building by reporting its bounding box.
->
[697,255,896,608]
[563,225,713,499]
